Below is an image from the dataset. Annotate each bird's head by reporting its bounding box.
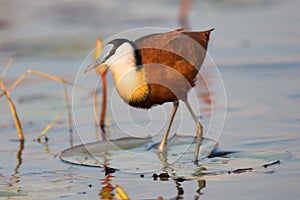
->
[85,38,137,73]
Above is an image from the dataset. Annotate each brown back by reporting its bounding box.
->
[132,29,213,107]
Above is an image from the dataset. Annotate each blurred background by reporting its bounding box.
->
[0,0,299,69]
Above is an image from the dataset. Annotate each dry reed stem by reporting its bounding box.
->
[63,84,73,132]
[115,184,130,200]
[93,90,99,123]
[93,90,100,139]
[1,65,94,141]
[100,74,107,128]
[0,79,24,140]
[1,58,13,78]
[8,70,91,92]
[93,37,108,130]
[5,69,93,136]
[37,111,63,141]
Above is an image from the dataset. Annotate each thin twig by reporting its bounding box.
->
[100,73,107,128]
[37,111,63,141]
[93,91,99,124]
[63,84,74,147]
[3,69,92,140]
[93,90,99,140]
[115,184,130,200]
[93,37,108,138]
[0,79,24,140]
[63,84,73,132]
[1,58,13,78]
[8,70,92,93]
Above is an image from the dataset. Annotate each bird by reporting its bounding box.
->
[85,28,214,163]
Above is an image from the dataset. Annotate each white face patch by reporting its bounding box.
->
[85,40,134,73]
[108,42,136,76]
[107,43,134,64]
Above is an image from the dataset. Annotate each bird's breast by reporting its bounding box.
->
[128,63,193,109]
[113,67,150,105]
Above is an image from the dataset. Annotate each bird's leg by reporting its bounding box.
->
[158,100,179,151]
[184,100,203,164]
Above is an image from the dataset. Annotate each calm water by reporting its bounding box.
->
[1,0,300,199]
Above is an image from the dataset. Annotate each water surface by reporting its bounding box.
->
[0,0,300,199]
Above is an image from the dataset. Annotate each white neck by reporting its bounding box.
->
[109,43,137,81]
[108,43,148,103]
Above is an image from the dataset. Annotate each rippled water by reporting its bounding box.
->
[1,0,300,199]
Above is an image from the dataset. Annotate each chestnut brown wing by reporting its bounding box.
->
[134,29,213,105]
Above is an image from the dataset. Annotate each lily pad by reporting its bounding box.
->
[60,135,217,172]
[171,150,291,180]
[60,136,153,169]
[60,135,290,177]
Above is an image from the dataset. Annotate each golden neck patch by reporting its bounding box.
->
[113,67,150,104]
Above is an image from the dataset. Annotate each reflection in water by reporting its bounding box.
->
[156,146,207,199]
[174,179,206,200]
[9,140,56,193]
[157,150,169,169]
[37,140,52,154]
[99,174,115,200]
[98,173,206,199]
[6,140,25,194]
[14,140,24,174]
[196,179,206,197]
[175,181,184,199]
[99,175,133,200]
[197,71,213,118]
[95,117,111,142]
[100,125,107,141]
[98,142,115,199]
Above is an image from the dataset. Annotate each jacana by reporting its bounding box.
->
[86,28,213,163]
